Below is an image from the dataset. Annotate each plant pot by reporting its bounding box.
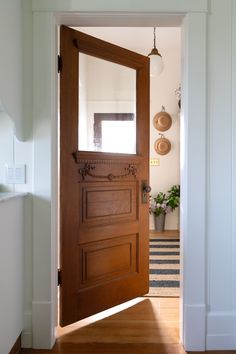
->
[154,214,166,232]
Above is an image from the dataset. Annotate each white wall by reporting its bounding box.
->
[206,0,236,349]
[0,112,33,194]
[0,108,33,350]
[149,29,180,230]
[0,0,33,192]
[0,0,23,138]
[0,1,21,139]
[0,0,32,141]
[0,197,24,354]
[0,0,33,350]
[0,113,14,192]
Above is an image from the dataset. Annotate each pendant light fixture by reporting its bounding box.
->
[148,27,164,77]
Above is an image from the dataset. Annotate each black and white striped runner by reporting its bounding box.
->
[147,235,180,297]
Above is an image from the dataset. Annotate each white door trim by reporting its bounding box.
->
[32,9,207,351]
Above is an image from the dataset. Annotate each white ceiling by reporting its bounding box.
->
[75,27,181,56]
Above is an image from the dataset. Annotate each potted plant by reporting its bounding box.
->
[149,184,180,231]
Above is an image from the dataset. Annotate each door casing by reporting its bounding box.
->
[31,9,207,351]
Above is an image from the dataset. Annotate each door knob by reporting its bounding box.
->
[143,185,151,193]
[142,181,151,203]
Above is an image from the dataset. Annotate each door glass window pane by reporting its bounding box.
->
[78,53,136,154]
[102,120,136,154]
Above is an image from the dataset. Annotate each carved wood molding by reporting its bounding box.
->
[78,163,137,181]
[73,152,144,165]
[76,159,132,165]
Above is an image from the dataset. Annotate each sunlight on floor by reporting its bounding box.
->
[57,297,144,336]
[56,297,179,345]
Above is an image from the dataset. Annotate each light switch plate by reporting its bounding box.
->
[5,164,26,184]
[150,158,160,166]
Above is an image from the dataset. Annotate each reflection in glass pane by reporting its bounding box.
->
[78,53,136,154]
[102,121,135,154]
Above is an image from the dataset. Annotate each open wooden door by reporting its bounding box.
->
[60,25,150,327]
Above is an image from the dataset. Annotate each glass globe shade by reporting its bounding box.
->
[149,53,164,77]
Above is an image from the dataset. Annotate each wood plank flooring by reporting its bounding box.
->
[21,296,235,354]
[22,233,234,353]
[149,229,180,237]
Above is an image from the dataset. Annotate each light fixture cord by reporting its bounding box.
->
[153,27,157,49]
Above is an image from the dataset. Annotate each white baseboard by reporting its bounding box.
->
[21,331,32,348]
[183,304,206,351]
[22,310,32,348]
[206,311,236,350]
[207,335,236,350]
[32,301,55,349]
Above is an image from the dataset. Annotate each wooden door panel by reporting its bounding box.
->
[80,182,137,225]
[76,265,147,321]
[60,25,150,326]
[79,234,138,287]
[85,188,133,218]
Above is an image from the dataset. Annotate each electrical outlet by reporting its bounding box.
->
[150,158,160,166]
[5,164,26,184]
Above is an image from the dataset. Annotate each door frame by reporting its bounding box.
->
[32,6,207,351]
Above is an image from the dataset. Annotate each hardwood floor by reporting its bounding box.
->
[21,233,233,354]
[149,229,180,237]
[21,297,235,354]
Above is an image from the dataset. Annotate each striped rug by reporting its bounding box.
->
[147,233,180,297]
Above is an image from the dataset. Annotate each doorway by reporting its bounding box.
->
[58,24,181,339]
[31,9,207,350]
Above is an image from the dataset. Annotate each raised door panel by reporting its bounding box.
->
[79,234,138,288]
[80,182,138,226]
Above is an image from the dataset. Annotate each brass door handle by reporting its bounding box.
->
[143,185,151,193]
[142,181,151,203]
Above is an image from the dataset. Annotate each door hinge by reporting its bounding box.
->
[58,55,62,73]
[58,268,62,286]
